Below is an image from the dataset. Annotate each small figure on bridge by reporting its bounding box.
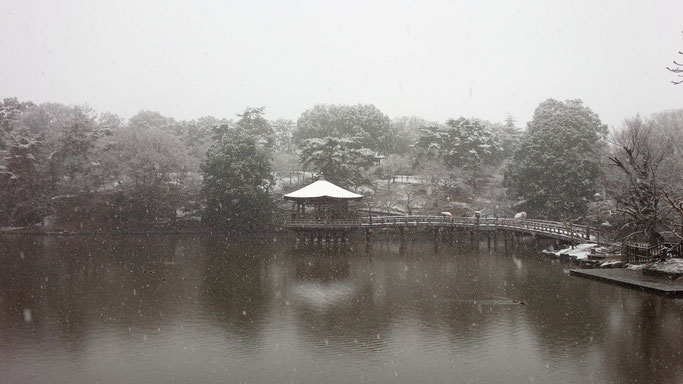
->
[441,211,453,223]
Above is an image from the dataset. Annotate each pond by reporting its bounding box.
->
[1,235,682,383]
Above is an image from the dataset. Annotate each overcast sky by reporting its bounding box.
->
[1,0,682,128]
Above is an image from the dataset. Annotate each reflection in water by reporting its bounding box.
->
[0,235,682,383]
[291,282,356,310]
[290,255,355,310]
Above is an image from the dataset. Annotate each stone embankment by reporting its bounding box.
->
[545,243,683,296]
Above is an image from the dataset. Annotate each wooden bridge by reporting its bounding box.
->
[284,216,605,244]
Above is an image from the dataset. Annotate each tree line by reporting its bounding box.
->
[1,97,681,244]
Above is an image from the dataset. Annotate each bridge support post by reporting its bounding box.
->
[365,228,372,243]
[400,227,405,242]
[487,233,491,249]
[504,231,515,249]
[469,230,480,248]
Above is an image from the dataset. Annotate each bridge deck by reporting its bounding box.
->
[284,216,603,243]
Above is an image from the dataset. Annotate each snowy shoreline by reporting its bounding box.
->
[543,242,683,277]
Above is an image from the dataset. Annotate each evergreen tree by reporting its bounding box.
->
[504,99,606,219]
[294,104,394,153]
[391,116,434,153]
[235,107,274,147]
[271,118,295,152]
[0,133,46,225]
[52,105,100,189]
[201,126,274,230]
[496,116,522,160]
[0,97,34,150]
[414,117,502,188]
[299,136,376,189]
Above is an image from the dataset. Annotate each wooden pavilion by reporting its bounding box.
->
[284,180,363,220]
[283,180,364,241]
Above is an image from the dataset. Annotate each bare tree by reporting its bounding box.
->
[667,31,683,85]
[371,189,400,215]
[402,189,426,216]
[413,157,459,190]
[663,192,683,240]
[607,117,675,243]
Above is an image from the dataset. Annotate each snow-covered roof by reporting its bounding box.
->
[283,180,363,200]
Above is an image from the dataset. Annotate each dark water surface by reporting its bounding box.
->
[1,235,682,383]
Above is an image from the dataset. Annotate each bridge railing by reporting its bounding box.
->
[284,218,362,228]
[496,219,594,241]
[363,215,454,225]
[285,215,604,243]
[362,216,598,241]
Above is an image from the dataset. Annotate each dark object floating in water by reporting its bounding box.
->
[442,296,528,306]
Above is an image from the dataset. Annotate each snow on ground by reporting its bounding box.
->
[0,227,25,232]
[546,243,600,260]
[643,258,683,274]
[393,175,425,184]
[627,258,683,274]
[600,260,625,268]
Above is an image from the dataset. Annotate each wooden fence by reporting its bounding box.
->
[623,242,683,264]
